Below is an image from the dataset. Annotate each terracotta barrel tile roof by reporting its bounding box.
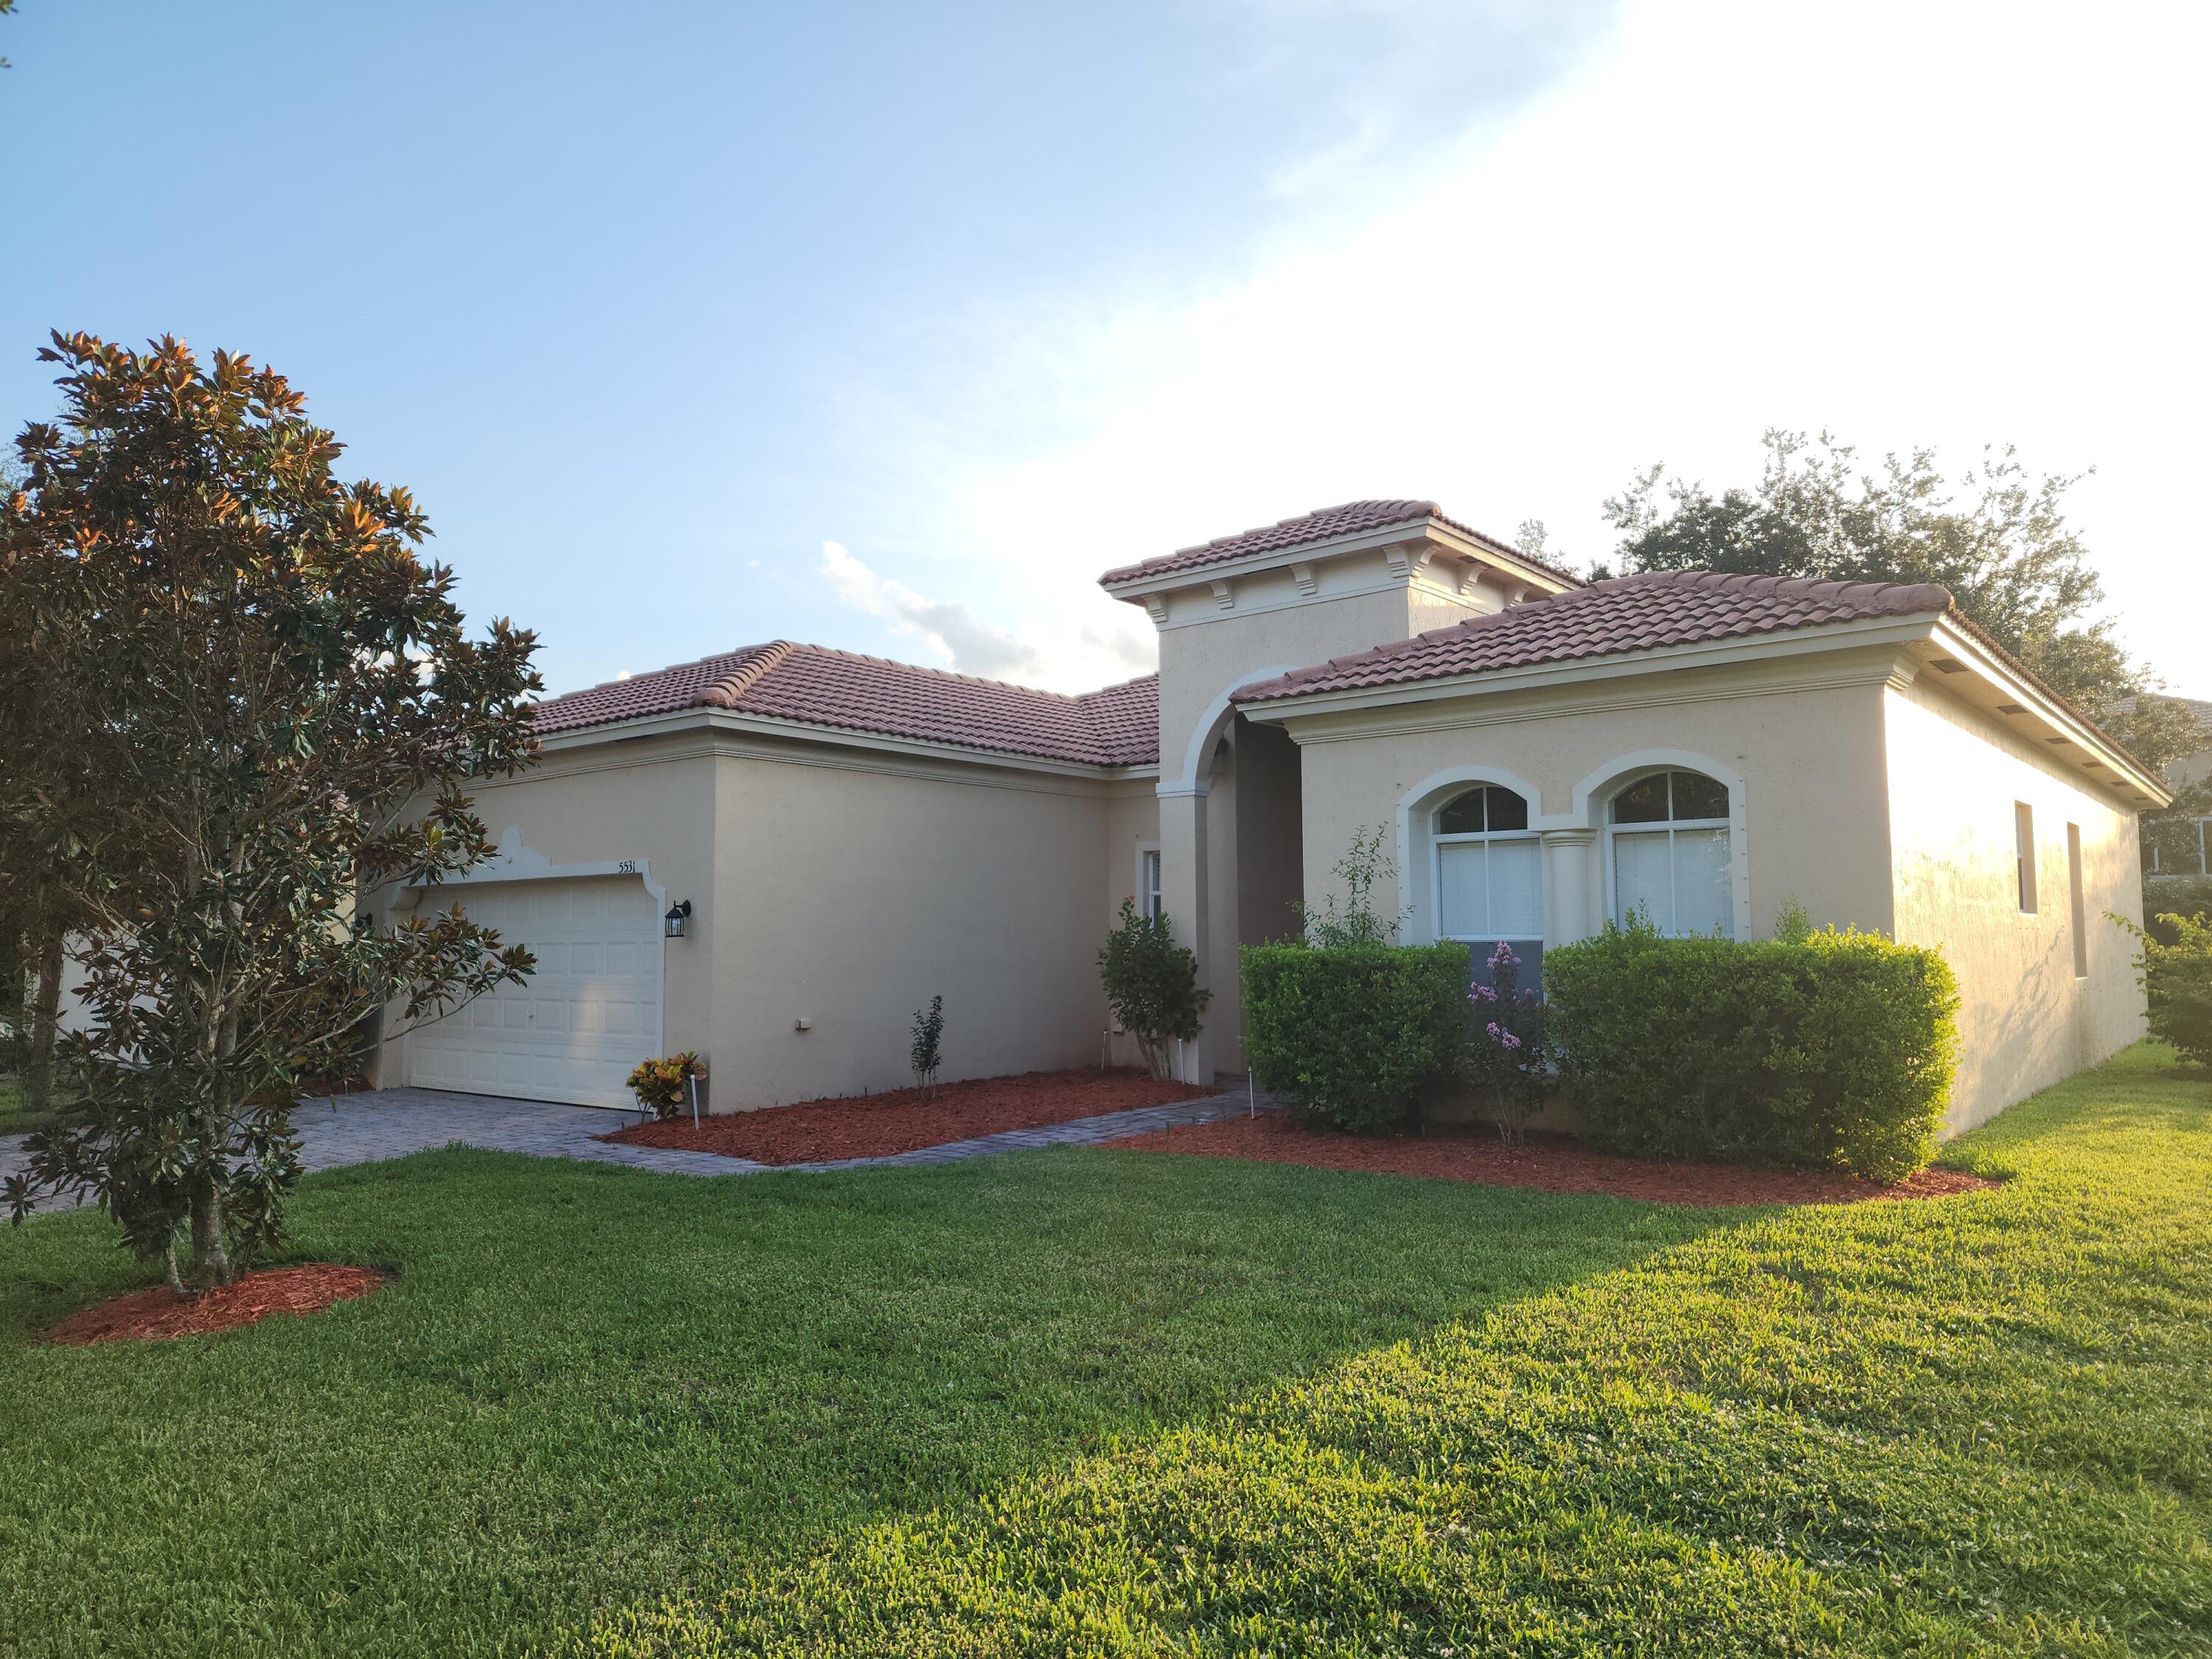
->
[532,641,1161,768]
[1096,498,1582,588]
[1234,570,1954,704]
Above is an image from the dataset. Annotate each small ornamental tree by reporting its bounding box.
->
[909,995,945,1098]
[1099,899,1208,1080]
[0,332,542,1289]
[2117,910,2212,1069]
[1459,941,1552,1144]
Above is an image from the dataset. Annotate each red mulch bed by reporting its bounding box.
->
[1099,1114,2000,1208]
[44,1264,389,1347]
[600,1067,1222,1166]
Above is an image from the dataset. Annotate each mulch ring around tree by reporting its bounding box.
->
[600,1068,1222,1165]
[1098,1114,2001,1208]
[44,1264,391,1347]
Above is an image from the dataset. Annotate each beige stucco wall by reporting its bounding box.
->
[378,723,1152,1109]
[370,731,720,1091]
[706,740,1144,1106]
[1883,675,2146,1132]
[1276,656,1899,947]
[1152,557,1495,790]
[1143,551,1508,1077]
[1259,647,2152,1138]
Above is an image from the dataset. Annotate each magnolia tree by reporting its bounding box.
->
[0,333,542,1288]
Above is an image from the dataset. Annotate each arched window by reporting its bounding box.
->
[1434,784,1543,982]
[1607,769,1733,935]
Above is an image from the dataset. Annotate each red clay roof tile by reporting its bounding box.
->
[532,643,1160,768]
[1233,570,1953,704]
[1096,498,1582,588]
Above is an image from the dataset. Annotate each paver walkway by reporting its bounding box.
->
[1,1079,1280,1214]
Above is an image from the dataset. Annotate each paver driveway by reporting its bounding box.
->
[1,1081,1269,1214]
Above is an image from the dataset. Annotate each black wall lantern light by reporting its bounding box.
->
[664,900,693,939]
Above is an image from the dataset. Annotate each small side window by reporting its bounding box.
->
[1141,849,1163,920]
[2014,802,2037,914]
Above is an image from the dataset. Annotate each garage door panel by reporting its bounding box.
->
[403,874,662,1108]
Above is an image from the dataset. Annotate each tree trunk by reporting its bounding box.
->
[25,928,63,1114]
[186,1169,234,1290]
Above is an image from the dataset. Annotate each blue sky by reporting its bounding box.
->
[4,1,2205,701]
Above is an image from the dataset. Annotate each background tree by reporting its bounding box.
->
[1603,430,2201,769]
[0,332,542,1288]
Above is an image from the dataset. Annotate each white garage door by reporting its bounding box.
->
[403,875,663,1108]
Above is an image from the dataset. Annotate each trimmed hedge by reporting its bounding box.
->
[1544,919,1958,1182]
[1242,942,1467,1133]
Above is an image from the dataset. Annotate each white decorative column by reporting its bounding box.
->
[1541,828,1599,947]
[1158,784,1214,1083]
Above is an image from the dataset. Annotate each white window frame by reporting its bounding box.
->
[1136,843,1163,920]
[1430,786,1544,955]
[2066,821,2088,978]
[1604,769,1736,938]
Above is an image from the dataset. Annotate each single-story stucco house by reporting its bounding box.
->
[371,498,2173,1134]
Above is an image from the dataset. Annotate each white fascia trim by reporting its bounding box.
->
[1926,619,2173,806]
[1100,519,1576,606]
[1236,614,1943,726]
[533,705,1153,783]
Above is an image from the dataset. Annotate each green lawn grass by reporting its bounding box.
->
[1,1047,2207,1657]
[0,1073,46,1136]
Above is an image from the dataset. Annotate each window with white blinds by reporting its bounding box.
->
[1433,785,1544,967]
[1607,769,1735,936]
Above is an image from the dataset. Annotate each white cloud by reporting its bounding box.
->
[849,0,2211,697]
[818,540,1057,684]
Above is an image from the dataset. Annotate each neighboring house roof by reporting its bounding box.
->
[2140,695,2212,744]
[1096,498,1583,589]
[532,641,1160,768]
[1232,570,1952,704]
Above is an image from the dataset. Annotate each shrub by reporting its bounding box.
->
[1544,917,1958,1181]
[909,996,945,1098]
[1458,940,1552,1145]
[1099,900,1210,1080]
[627,1052,705,1121]
[2118,909,2212,1068]
[1242,941,1467,1133]
[1292,824,1404,947]
[2143,875,2212,946]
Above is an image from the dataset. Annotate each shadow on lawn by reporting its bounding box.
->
[567,1048,2212,1657]
[9,1048,2205,1658]
[0,1138,1736,1658]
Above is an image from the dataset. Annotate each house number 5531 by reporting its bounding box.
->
[615,860,639,874]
